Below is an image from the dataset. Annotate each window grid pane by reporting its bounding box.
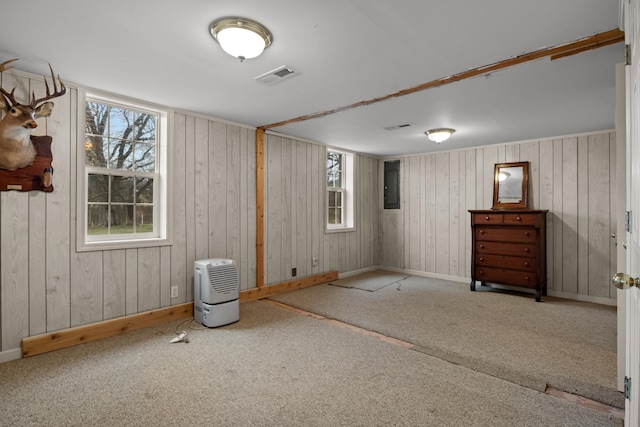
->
[327,151,343,188]
[85,99,159,238]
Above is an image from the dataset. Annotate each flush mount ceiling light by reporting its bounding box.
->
[425,128,455,143]
[498,171,511,182]
[209,17,273,61]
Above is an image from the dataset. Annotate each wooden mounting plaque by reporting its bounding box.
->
[0,135,54,192]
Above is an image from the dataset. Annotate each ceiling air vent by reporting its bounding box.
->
[255,65,298,85]
[384,122,413,131]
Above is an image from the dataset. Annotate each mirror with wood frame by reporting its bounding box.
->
[492,161,529,209]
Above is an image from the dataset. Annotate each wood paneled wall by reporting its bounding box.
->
[263,134,379,283]
[0,70,380,358]
[380,132,617,303]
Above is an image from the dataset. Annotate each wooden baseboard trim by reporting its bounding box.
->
[240,271,338,302]
[22,303,194,358]
[21,271,337,358]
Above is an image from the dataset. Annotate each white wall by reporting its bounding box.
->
[380,132,618,303]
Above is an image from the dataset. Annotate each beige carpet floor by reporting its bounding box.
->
[270,270,622,408]
[0,299,622,426]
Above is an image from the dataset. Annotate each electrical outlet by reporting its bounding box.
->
[292,267,297,277]
[171,286,178,298]
[312,257,318,267]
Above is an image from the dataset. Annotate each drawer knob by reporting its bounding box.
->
[485,216,490,221]
[524,261,530,266]
[525,276,530,281]
[480,230,485,234]
[479,270,484,275]
[480,244,485,249]
[524,231,530,236]
[524,248,530,252]
[479,257,484,261]
[516,216,521,221]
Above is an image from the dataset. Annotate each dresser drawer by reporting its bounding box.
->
[503,213,539,226]
[472,213,503,225]
[475,254,536,271]
[475,227,536,243]
[476,241,536,256]
[474,266,537,289]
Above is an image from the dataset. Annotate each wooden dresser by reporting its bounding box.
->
[469,209,548,301]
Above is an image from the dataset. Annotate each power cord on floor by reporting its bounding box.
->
[169,317,207,344]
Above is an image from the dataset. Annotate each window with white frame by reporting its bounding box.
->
[78,94,171,250]
[327,149,354,231]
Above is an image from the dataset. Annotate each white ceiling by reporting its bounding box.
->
[0,0,622,157]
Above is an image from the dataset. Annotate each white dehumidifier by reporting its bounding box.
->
[194,259,240,328]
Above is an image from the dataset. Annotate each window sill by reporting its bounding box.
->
[325,226,356,234]
[77,236,172,252]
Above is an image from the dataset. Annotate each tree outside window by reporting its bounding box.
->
[327,150,344,226]
[85,100,158,237]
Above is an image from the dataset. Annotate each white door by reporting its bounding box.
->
[620,0,640,424]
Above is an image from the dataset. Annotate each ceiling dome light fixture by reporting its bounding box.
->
[425,128,455,143]
[498,171,511,182]
[209,17,273,61]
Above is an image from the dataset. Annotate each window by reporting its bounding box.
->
[78,93,171,250]
[327,149,354,231]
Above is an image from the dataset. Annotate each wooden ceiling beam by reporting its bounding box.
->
[260,28,624,131]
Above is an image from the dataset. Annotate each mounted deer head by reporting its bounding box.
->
[0,59,66,170]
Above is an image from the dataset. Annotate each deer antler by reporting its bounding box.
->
[0,87,17,108]
[0,58,18,73]
[30,63,66,108]
[0,59,19,107]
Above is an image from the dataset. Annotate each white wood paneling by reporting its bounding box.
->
[184,115,196,302]
[562,138,578,295]
[70,251,103,327]
[262,134,380,285]
[27,79,48,337]
[245,129,257,290]
[280,137,292,279]
[266,136,283,283]
[424,155,436,272]
[407,156,421,270]
[171,113,187,303]
[208,121,227,258]
[137,247,160,312]
[226,127,241,266]
[588,133,612,298]
[103,250,126,320]
[435,152,450,275]
[160,246,171,308]
[577,135,590,296]
[194,118,209,262]
[464,150,476,277]
[0,71,32,349]
[553,139,564,292]
[45,75,72,333]
[295,141,308,277]
[1,190,29,350]
[382,131,617,303]
[125,248,138,315]
[539,140,555,290]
